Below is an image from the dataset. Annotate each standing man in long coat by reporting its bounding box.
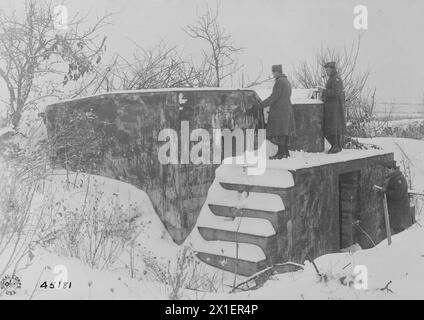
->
[381,161,412,234]
[251,64,296,159]
[320,62,346,153]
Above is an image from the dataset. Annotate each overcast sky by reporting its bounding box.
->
[1,0,424,102]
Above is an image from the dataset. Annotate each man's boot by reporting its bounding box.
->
[337,135,344,150]
[270,144,284,160]
[327,135,336,153]
[331,135,342,153]
[282,136,290,158]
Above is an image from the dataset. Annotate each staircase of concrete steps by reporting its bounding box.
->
[193,164,295,277]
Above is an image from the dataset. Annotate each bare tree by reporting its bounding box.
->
[0,0,110,129]
[96,40,217,91]
[185,4,243,87]
[116,41,196,90]
[241,63,273,88]
[294,36,375,127]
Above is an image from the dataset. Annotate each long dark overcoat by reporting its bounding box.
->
[384,169,411,233]
[259,74,296,137]
[323,71,346,136]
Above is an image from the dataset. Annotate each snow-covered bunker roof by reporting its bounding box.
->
[48,87,256,106]
[47,87,322,106]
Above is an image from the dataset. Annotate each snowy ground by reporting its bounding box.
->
[195,137,424,300]
[203,223,424,300]
[1,137,423,300]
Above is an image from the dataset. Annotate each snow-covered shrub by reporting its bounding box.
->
[0,154,53,286]
[49,177,143,270]
[143,246,222,299]
[349,119,424,139]
[347,119,386,138]
[344,137,381,150]
[397,150,424,221]
[379,119,424,140]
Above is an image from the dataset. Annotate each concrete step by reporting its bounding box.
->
[196,251,268,277]
[193,238,266,262]
[196,206,276,237]
[219,182,294,204]
[193,179,289,277]
[215,164,295,189]
[219,182,294,200]
[198,226,278,259]
[208,204,283,232]
[207,181,285,212]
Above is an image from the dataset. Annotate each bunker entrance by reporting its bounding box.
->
[339,171,361,249]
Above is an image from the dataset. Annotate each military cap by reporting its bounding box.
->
[271,64,283,73]
[323,61,336,69]
[382,160,398,169]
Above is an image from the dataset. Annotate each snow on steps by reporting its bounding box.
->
[196,203,279,258]
[207,182,285,212]
[198,226,278,259]
[208,204,283,232]
[192,161,295,276]
[196,252,268,277]
[216,163,295,189]
[196,204,276,237]
[195,238,266,262]
[194,237,269,277]
[205,182,285,232]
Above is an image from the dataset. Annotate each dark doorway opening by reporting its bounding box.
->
[339,171,361,249]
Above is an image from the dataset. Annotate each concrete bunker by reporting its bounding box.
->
[45,88,263,244]
[44,87,399,276]
[192,149,394,276]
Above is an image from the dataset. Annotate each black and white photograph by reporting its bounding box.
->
[0,0,423,302]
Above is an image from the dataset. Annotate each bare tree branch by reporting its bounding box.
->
[0,0,110,128]
[185,4,243,87]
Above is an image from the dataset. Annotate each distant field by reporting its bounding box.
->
[374,102,424,120]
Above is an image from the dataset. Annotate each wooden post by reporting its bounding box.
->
[382,193,392,246]
[408,189,424,197]
[374,185,392,246]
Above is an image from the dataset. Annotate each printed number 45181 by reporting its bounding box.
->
[40,281,72,289]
